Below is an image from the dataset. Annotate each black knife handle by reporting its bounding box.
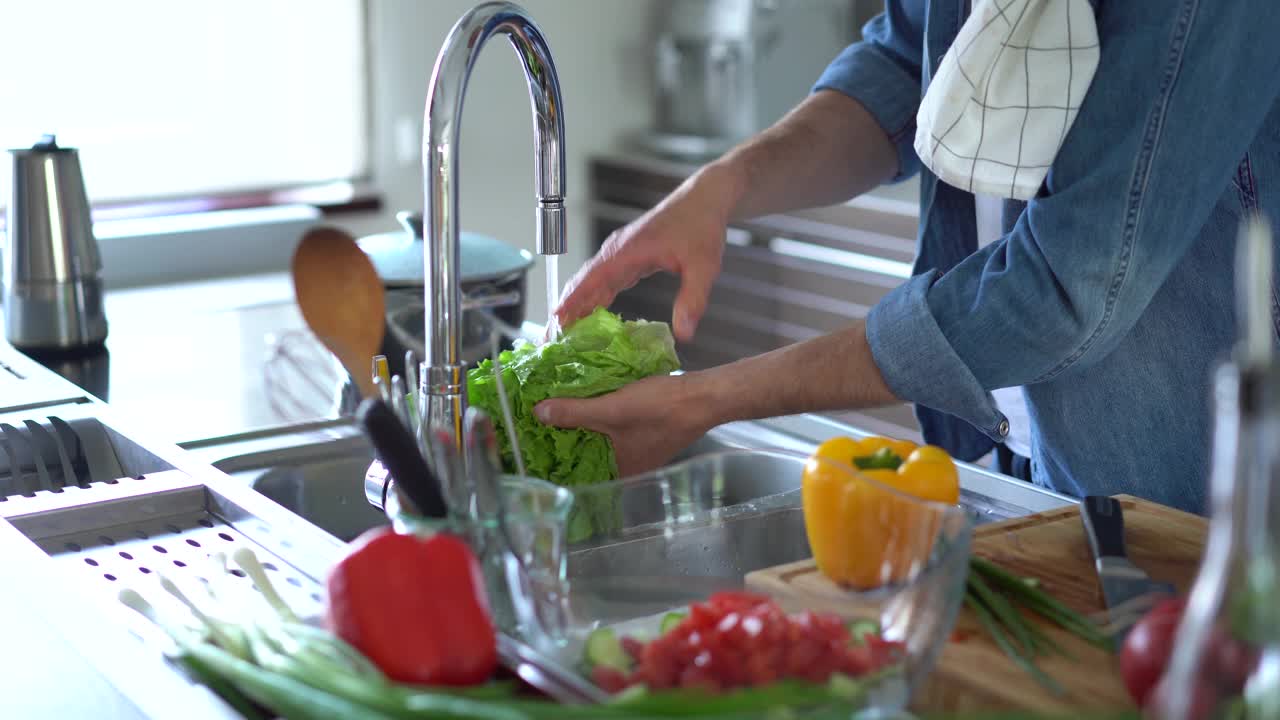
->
[356,398,449,519]
[1081,495,1127,560]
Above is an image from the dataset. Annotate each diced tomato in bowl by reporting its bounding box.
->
[585,592,904,696]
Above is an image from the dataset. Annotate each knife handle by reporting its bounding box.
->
[356,398,449,519]
[1081,495,1127,560]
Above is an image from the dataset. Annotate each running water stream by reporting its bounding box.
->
[545,254,560,339]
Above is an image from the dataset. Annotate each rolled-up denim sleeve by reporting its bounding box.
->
[866,0,1280,438]
[812,1,925,183]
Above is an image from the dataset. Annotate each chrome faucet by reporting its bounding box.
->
[420,2,567,448]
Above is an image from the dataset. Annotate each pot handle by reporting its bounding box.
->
[462,289,522,311]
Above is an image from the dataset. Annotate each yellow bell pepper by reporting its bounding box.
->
[801,436,960,589]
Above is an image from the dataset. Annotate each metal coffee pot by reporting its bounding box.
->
[3,135,108,351]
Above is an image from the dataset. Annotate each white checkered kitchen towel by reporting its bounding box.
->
[915,0,1100,200]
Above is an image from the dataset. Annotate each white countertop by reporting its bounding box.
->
[94,273,340,445]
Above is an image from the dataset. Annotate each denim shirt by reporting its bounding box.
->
[814,0,1280,514]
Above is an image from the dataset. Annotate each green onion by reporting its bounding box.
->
[180,641,401,720]
[122,547,895,720]
[965,596,1065,697]
[173,651,270,720]
[963,556,1113,693]
[970,557,1112,651]
[966,572,1038,658]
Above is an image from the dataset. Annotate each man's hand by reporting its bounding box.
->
[534,373,714,478]
[555,91,899,343]
[555,163,738,342]
[533,322,901,479]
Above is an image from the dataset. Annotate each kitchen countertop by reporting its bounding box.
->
[0,345,259,720]
[0,272,1073,719]
[18,273,343,446]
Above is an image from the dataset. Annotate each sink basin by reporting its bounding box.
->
[197,409,1029,548]
[202,416,1029,547]
[208,419,814,543]
[210,433,382,543]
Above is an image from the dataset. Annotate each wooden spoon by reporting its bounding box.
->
[291,226,386,399]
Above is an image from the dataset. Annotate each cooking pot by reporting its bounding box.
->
[334,211,533,411]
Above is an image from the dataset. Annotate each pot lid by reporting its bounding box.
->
[357,212,534,288]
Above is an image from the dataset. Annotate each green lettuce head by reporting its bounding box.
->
[466,308,681,541]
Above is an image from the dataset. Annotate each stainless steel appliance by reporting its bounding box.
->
[652,0,773,146]
[638,0,865,160]
[4,135,108,351]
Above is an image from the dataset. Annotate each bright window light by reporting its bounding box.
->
[0,0,369,207]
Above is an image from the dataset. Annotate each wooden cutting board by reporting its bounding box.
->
[744,494,1208,713]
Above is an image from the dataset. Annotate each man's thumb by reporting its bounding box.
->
[535,398,593,430]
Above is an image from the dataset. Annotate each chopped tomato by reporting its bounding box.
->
[591,665,629,694]
[602,592,902,694]
[621,635,645,661]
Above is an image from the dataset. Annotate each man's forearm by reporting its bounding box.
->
[683,321,900,428]
[707,90,900,221]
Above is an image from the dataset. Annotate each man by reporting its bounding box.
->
[537,0,1280,515]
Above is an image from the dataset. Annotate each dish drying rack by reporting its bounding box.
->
[8,471,328,619]
[0,398,346,645]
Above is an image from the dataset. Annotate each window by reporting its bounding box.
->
[0,0,369,209]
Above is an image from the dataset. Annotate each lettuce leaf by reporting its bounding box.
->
[466,308,681,541]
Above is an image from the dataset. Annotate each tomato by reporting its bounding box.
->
[592,666,629,694]
[1139,600,1262,719]
[1120,596,1187,708]
[1212,629,1261,694]
[707,591,772,615]
[621,635,645,661]
[604,593,903,695]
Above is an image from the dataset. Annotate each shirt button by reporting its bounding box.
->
[997,419,1010,437]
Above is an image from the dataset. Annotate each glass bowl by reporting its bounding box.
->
[546,448,974,715]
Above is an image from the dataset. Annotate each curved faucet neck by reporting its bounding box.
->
[420,1,567,443]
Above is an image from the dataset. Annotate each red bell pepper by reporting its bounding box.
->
[324,528,497,686]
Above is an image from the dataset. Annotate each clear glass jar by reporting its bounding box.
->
[1150,360,1280,720]
[385,474,575,650]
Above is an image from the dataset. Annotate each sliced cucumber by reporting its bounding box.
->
[827,672,866,702]
[605,684,649,706]
[584,627,632,671]
[659,612,687,634]
[847,619,880,646]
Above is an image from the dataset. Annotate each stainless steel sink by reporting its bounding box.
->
[197,429,382,543]
[198,419,814,543]
[189,415,1039,548]
[569,504,809,623]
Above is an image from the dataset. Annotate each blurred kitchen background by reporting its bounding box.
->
[0,0,921,447]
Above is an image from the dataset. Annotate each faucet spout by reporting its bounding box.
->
[421,2,567,447]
